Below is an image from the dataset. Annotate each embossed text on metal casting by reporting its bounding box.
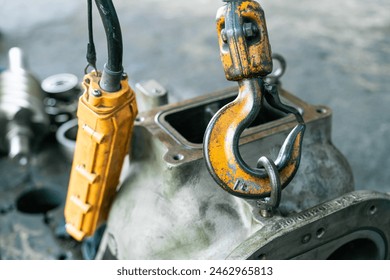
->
[271,193,361,231]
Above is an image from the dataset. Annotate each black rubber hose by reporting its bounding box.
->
[95,0,123,91]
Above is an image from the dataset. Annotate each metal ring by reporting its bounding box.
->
[269,53,286,80]
[256,156,281,209]
[56,118,78,161]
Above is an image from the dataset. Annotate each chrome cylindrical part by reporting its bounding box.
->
[0,47,49,163]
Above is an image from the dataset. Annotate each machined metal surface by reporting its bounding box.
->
[102,86,353,259]
[228,191,390,260]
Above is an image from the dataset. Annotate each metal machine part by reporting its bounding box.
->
[42,73,80,132]
[55,118,77,162]
[0,172,84,260]
[64,0,138,241]
[0,47,49,165]
[135,80,168,112]
[100,86,354,259]
[227,191,390,260]
[0,53,81,259]
[41,73,79,101]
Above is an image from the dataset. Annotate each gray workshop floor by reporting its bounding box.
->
[1,0,389,191]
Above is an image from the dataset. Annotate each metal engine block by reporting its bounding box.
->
[96,86,390,260]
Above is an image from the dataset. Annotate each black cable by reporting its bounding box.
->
[85,0,97,73]
[94,0,123,73]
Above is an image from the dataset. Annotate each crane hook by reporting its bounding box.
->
[203,0,305,199]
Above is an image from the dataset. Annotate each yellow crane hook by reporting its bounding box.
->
[204,0,305,199]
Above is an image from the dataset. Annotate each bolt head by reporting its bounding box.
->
[259,208,273,218]
[243,22,259,38]
[92,89,101,97]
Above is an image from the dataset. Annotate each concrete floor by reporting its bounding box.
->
[1,0,389,191]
